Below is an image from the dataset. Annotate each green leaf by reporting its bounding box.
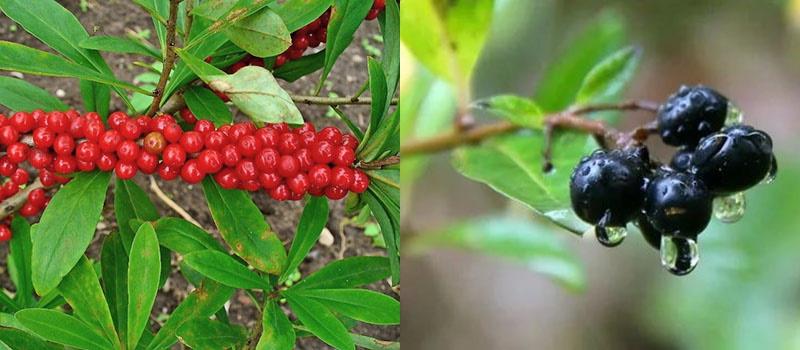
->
[185,0,274,51]
[127,223,161,350]
[400,0,494,83]
[8,216,32,307]
[291,256,390,290]
[452,133,593,234]
[224,7,292,58]
[152,217,226,255]
[183,86,233,127]
[257,300,295,350]
[0,76,67,112]
[273,50,325,82]
[31,171,111,295]
[183,250,269,290]
[174,48,227,80]
[358,58,389,156]
[162,25,229,102]
[472,95,544,128]
[207,66,303,124]
[176,318,247,350]
[318,0,373,91]
[351,334,400,350]
[534,11,624,111]
[0,290,19,313]
[379,0,400,104]
[80,36,161,59]
[16,309,113,350]
[285,293,354,350]
[0,328,57,350]
[100,232,128,347]
[271,0,333,32]
[576,46,641,104]
[79,80,110,118]
[293,289,400,325]
[58,256,121,349]
[280,196,329,283]
[114,179,159,252]
[0,41,149,95]
[147,280,234,350]
[363,184,400,284]
[411,216,586,291]
[202,177,287,274]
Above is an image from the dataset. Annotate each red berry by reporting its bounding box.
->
[115,161,137,180]
[278,132,302,155]
[194,119,214,134]
[0,157,16,177]
[157,163,180,181]
[75,142,101,162]
[258,172,281,189]
[333,146,356,166]
[350,169,371,193]
[341,134,358,150]
[99,130,122,153]
[2,181,18,197]
[240,179,261,192]
[292,35,309,50]
[204,131,227,150]
[287,173,309,195]
[28,149,52,169]
[269,184,291,201]
[116,140,140,163]
[84,112,102,123]
[221,144,240,167]
[28,188,46,207]
[197,149,223,174]
[325,185,348,200]
[296,122,315,134]
[30,110,45,126]
[180,131,204,153]
[274,54,288,68]
[53,134,75,155]
[143,132,167,155]
[10,112,35,132]
[180,108,198,124]
[295,148,313,171]
[288,47,304,60]
[108,111,128,130]
[300,131,317,146]
[255,128,280,148]
[310,141,334,164]
[214,168,239,189]
[306,18,322,32]
[77,159,96,172]
[318,126,342,145]
[163,123,183,144]
[228,123,252,142]
[39,169,56,187]
[308,164,331,189]
[136,116,152,132]
[374,0,386,8]
[47,111,69,133]
[331,166,354,188]
[19,202,38,217]
[120,119,142,140]
[277,155,300,178]
[236,135,261,158]
[180,160,204,184]
[0,224,12,242]
[137,152,159,174]
[308,32,321,48]
[53,155,77,174]
[162,144,186,167]
[6,143,28,164]
[235,160,257,181]
[84,120,104,142]
[69,116,86,138]
[10,168,29,185]
[150,115,173,132]
[32,127,55,149]
[96,153,118,172]
[0,126,19,145]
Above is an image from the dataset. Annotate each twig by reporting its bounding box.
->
[337,221,348,260]
[401,100,660,156]
[145,0,182,117]
[183,0,194,45]
[292,96,398,106]
[245,305,264,350]
[148,176,202,227]
[358,156,400,170]
[0,179,45,221]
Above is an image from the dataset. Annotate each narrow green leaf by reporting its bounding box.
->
[576,46,641,104]
[114,179,159,253]
[183,250,269,290]
[224,7,291,58]
[0,291,19,313]
[257,300,295,350]
[0,76,67,112]
[152,217,226,255]
[471,95,544,128]
[285,293,354,350]
[147,280,234,350]
[318,0,373,90]
[162,23,229,102]
[410,216,586,291]
[291,256,390,290]
[127,223,161,350]
[174,48,227,80]
[351,334,400,350]
[79,80,110,118]
[202,177,287,275]
[183,86,233,127]
[185,0,274,51]
[273,50,325,82]
[358,58,389,154]
[100,232,128,347]
[58,256,120,349]
[363,189,400,284]
[271,0,333,32]
[80,36,161,59]
[176,318,247,350]
[16,309,113,350]
[31,171,111,295]
[207,66,303,124]
[294,289,400,325]
[0,328,58,350]
[8,216,32,307]
[379,0,400,104]
[280,196,329,283]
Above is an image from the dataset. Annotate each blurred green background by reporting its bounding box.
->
[402,0,800,349]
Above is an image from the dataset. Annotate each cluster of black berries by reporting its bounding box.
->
[570,85,777,275]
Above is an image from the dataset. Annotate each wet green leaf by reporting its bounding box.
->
[576,46,641,104]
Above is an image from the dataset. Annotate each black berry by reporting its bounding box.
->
[691,124,774,194]
[657,85,728,147]
[643,171,712,238]
[635,213,662,250]
[670,147,694,172]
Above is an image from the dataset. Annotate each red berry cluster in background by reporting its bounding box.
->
[0,109,369,241]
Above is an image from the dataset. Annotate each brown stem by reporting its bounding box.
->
[400,100,660,156]
[0,179,45,221]
[358,156,400,170]
[292,96,399,106]
[145,0,182,117]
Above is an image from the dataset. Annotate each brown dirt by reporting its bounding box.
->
[0,1,398,348]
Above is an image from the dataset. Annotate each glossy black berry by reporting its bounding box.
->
[570,149,647,228]
[691,124,774,194]
[670,147,694,172]
[643,171,712,238]
[635,213,662,250]
[657,85,728,147]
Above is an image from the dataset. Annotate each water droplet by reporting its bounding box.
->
[713,192,746,223]
[725,101,744,125]
[595,225,627,247]
[660,236,699,275]
[762,156,778,184]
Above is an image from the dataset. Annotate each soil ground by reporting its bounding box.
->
[0,1,399,348]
